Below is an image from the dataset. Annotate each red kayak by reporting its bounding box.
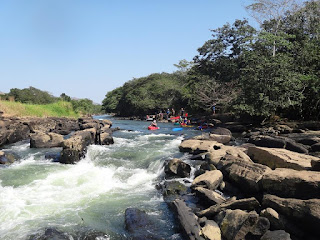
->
[148,126,159,130]
[170,116,180,120]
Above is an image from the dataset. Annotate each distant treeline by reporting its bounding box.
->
[1,86,102,115]
[102,0,320,120]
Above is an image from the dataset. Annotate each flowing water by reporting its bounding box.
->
[0,116,202,240]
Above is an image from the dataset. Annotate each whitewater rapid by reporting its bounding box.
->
[0,127,186,239]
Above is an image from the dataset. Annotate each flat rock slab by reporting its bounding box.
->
[262,194,320,236]
[261,168,320,199]
[180,139,222,154]
[192,170,223,190]
[248,146,320,170]
[223,161,271,193]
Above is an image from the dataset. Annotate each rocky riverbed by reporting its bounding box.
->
[1,116,320,239]
[153,122,320,240]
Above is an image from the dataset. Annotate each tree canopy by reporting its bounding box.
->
[102,1,320,120]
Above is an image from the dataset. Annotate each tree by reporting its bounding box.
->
[246,0,303,56]
[194,76,239,113]
[173,59,194,75]
[60,93,71,102]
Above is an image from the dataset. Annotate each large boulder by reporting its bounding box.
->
[260,230,291,240]
[208,134,231,144]
[222,161,271,193]
[260,208,286,230]
[170,199,203,240]
[199,218,221,240]
[1,122,30,146]
[249,135,286,148]
[205,146,252,166]
[214,209,270,240]
[262,194,320,236]
[248,146,319,170]
[261,168,320,199]
[260,208,311,239]
[160,180,188,200]
[100,132,114,145]
[164,158,191,178]
[211,127,232,137]
[0,151,16,165]
[297,137,320,146]
[60,130,95,164]
[52,118,79,135]
[179,139,222,154]
[194,187,226,206]
[30,132,64,148]
[311,143,320,152]
[198,197,261,218]
[27,118,57,133]
[191,170,223,190]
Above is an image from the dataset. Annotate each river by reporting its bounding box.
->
[0,115,202,240]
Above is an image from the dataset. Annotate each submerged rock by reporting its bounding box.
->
[27,228,72,240]
[125,208,163,240]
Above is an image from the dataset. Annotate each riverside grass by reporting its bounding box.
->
[0,101,80,118]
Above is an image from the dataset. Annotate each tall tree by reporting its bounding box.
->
[246,0,303,56]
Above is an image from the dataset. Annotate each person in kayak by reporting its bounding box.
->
[151,120,157,127]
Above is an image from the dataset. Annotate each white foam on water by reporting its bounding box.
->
[6,142,30,152]
[0,128,185,239]
[0,153,159,239]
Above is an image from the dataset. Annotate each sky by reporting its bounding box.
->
[0,0,255,104]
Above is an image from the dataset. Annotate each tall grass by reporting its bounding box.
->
[0,101,80,118]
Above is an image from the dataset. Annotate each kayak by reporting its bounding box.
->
[180,124,195,127]
[170,116,180,120]
[172,127,183,131]
[148,126,159,130]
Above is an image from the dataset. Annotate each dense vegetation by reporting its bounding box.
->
[102,0,320,120]
[1,87,102,116]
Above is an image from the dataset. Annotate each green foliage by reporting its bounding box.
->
[0,101,79,118]
[8,87,56,104]
[60,93,71,102]
[102,73,186,116]
[71,98,102,115]
[102,87,123,113]
[101,1,320,120]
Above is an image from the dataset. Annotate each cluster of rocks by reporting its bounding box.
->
[0,116,114,165]
[156,126,320,240]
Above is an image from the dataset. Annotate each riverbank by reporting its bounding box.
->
[0,100,80,118]
[0,116,114,165]
[153,122,320,240]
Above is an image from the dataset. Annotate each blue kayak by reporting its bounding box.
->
[172,127,183,131]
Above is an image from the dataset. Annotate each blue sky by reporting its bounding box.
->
[0,0,254,103]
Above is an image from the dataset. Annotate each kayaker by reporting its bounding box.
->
[151,120,157,127]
